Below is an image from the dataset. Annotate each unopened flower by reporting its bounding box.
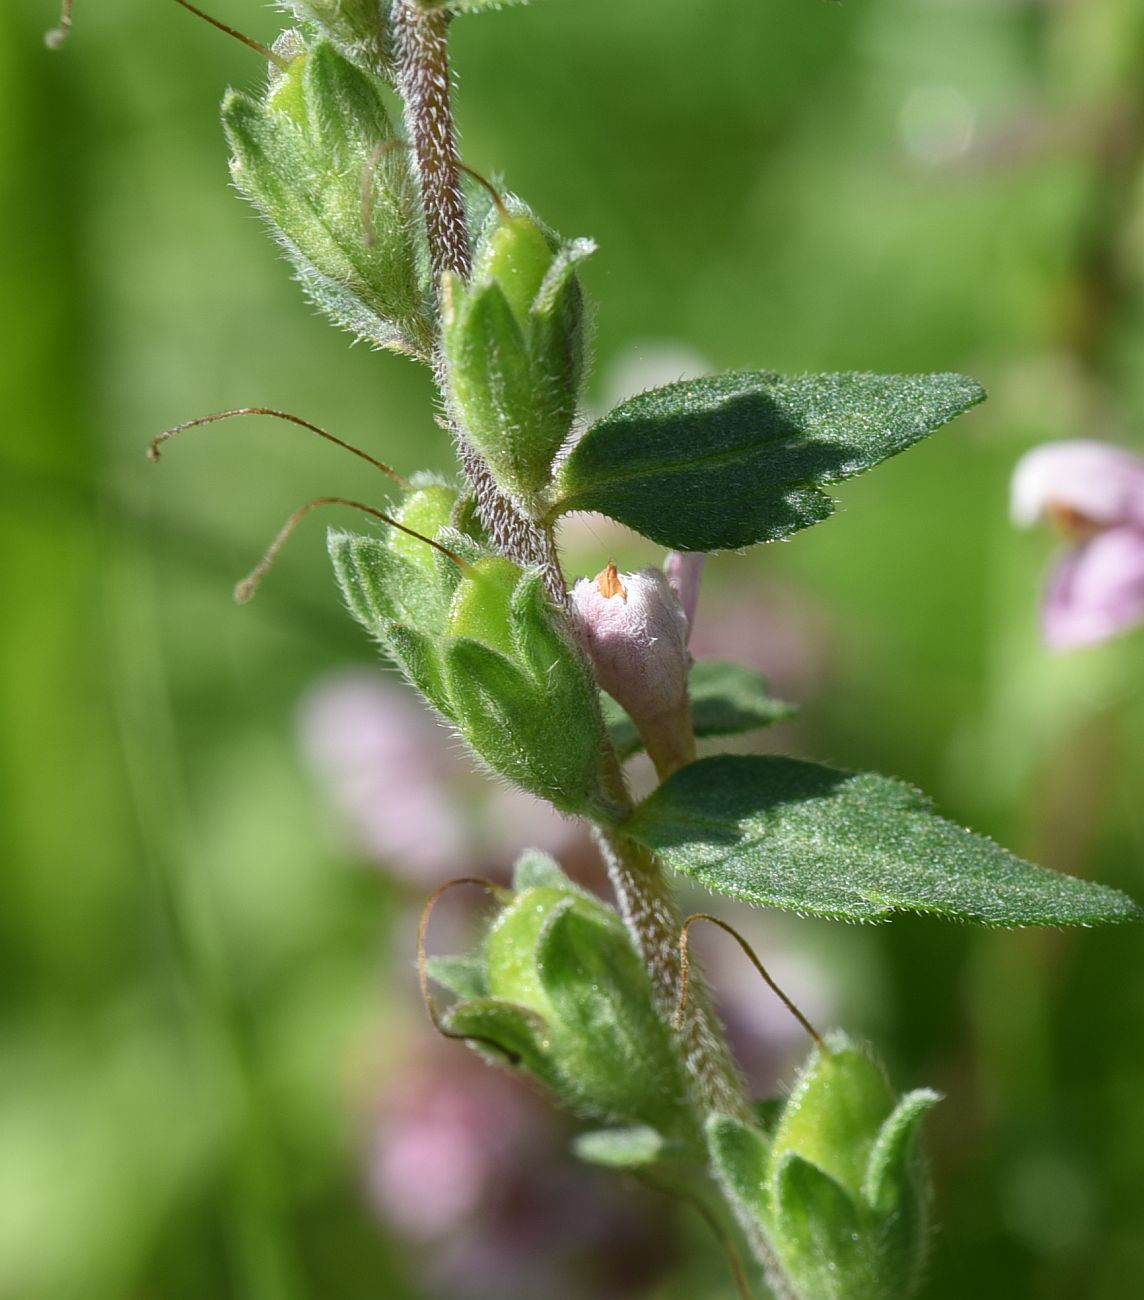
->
[570,563,694,777]
[1011,440,1144,648]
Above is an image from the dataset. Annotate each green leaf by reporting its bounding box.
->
[605,659,796,759]
[573,1126,668,1169]
[550,371,985,550]
[623,755,1142,925]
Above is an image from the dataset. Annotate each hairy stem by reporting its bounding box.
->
[391,2,470,281]
[596,826,750,1123]
[392,3,566,597]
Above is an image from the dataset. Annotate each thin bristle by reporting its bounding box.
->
[147,406,407,486]
[170,0,288,70]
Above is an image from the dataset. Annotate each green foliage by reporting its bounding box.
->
[443,206,593,499]
[708,1034,940,1300]
[604,659,797,760]
[222,39,434,356]
[623,755,1142,924]
[331,529,618,817]
[549,372,986,550]
[432,854,701,1145]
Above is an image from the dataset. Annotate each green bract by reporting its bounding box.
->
[443,205,594,500]
[549,371,986,550]
[623,754,1142,925]
[709,1034,940,1300]
[431,853,701,1147]
[330,512,618,819]
[222,38,434,356]
[281,0,394,75]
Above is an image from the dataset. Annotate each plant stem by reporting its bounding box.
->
[393,0,746,1126]
[391,2,470,281]
[391,3,566,597]
[597,825,750,1122]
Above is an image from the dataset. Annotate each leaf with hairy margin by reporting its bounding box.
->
[623,755,1142,925]
[550,371,985,550]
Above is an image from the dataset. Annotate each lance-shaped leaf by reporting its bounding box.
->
[622,755,1142,925]
[549,371,985,550]
[604,659,796,760]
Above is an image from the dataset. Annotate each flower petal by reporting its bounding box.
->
[1011,440,1144,530]
[1042,527,1144,648]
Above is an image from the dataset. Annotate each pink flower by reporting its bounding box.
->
[570,563,694,777]
[296,670,586,884]
[1011,440,1144,649]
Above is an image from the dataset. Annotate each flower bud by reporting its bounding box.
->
[571,564,695,778]
[223,39,433,356]
[332,533,618,819]
[432,853,701,1150]
[443,205,594,499]
[709,1033,940,1300]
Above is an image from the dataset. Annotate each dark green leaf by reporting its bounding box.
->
[605,659,796,759]
[623,755,1142,925]
[551,371,985,550]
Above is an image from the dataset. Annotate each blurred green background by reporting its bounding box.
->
[2,0,1143,1296]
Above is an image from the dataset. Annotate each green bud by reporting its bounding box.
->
[444,564,618,818]
[443,206,594,499]
[223,39,433,357]
[281,1,394,78]
[708,1033,940,1300]
[437,853,701,1147]
[331,527,618,819]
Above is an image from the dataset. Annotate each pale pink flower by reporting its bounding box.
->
[570,563,694,776]
[297,671,585,884]
[1011,440,1144,648]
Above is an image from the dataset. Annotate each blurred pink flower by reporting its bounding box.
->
[297,670,586,885]
[1011,440,1144,649]
[365,1041,673,1299]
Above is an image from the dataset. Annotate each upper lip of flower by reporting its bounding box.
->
[1010,439,1144,533]
[1010,438,1144,649]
